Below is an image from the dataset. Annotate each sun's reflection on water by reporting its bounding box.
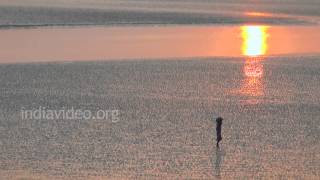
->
[241,26,269,57]
[241,58,265,97]
[239,26,269,100]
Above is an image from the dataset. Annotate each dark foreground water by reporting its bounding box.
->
[0,56,319,179]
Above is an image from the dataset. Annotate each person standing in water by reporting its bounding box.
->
[216,117,223,147]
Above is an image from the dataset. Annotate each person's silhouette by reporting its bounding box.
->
[216,117,223,147]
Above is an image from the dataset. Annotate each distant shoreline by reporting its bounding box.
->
[0,21,316,30]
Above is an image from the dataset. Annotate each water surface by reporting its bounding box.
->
[0,56,319,179]
[0,25,320,63]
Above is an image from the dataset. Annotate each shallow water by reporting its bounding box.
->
[0,56,319,179]
[0,25,320,63]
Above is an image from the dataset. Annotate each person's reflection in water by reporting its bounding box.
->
[214,147,223,179]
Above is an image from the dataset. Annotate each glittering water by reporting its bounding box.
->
[0,56,319,179]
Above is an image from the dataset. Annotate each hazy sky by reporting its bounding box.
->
[1,0,319,7]
[1,0,320,22]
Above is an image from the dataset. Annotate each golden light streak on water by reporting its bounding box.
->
[238,26,269,101]
[241,26,269,57]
